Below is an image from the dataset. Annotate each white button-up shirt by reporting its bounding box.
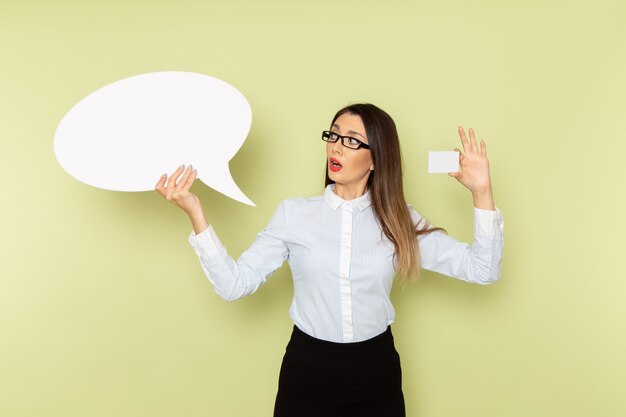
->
[188,183,504,343]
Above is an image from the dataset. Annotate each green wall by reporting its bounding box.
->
[1,1,625,416]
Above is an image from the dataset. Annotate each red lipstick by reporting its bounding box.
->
[329,158,343,172]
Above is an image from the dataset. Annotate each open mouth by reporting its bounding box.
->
[329,158,343,171]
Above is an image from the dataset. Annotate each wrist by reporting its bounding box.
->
[187,207,208,234]
[190,216,209,235]
[184,201,203,218]
[472,188,495,211]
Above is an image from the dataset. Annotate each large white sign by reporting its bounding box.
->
[54,71,255,206]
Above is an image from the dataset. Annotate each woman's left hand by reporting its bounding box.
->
[449,127,495,210]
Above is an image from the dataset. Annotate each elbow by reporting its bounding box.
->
[476,271,501,285]
[206,274,246,302]
[468,263,502,285]
[213,273,261,302]
[218,291,243,303]
[467,252,502,285]
[214,285,247,302]
[204,264,267,302]
[464,240,503,285]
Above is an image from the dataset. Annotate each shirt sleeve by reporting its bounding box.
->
[409,205,504,285]
[187,200,290,301]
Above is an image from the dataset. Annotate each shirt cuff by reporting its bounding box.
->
[188,225,223,258]
[473,206,504,238]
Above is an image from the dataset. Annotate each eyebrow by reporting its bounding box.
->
[332,123,367,140]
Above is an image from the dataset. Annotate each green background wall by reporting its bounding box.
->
[1,1,624,416]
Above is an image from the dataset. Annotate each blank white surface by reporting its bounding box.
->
[53,71,255,206]
[428,151,459,173]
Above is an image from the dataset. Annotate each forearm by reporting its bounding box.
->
[188,206,209,235]
[189,224,262,302]
[472,187,495,211]
[188,216,290,302]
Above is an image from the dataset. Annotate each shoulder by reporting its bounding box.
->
[405,202,429,230]
[405,202,420,217]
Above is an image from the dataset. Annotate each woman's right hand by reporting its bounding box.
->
[155,165,201,216]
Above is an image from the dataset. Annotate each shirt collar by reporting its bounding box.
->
[324,183,372,211]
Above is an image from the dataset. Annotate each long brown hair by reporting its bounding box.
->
[324,103,446,283]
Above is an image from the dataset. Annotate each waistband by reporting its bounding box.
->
[289,325,395,353]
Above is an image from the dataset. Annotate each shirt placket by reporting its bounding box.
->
[339,201,354,342]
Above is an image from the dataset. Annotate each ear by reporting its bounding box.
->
[370,163,374,171]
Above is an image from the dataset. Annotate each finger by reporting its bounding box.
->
[448,171,460,178]
[469,128,478,153]
[165,165,186,200]
[458,126,470,154]
[182,169,197,192]
[176,165,193,190]
[480,140,487,157]
[166,165,186,189]
[155,174,167,195]
[454,147,465,161]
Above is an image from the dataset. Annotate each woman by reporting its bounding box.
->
[155,103,504,417]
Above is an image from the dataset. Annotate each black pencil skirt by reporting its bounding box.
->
[273,325,405,417]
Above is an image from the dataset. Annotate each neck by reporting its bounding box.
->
[333,182,368,201]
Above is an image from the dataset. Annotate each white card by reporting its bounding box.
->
[428,151,459,173]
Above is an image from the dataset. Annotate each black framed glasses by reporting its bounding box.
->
[321,131,370,150]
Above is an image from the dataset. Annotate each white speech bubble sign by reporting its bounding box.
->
[53,71,255,206]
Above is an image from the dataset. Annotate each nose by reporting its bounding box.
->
[331,137,343,154]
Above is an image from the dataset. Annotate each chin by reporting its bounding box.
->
[329,173,344,184]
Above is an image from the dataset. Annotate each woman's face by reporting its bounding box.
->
[326,112,374,189]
